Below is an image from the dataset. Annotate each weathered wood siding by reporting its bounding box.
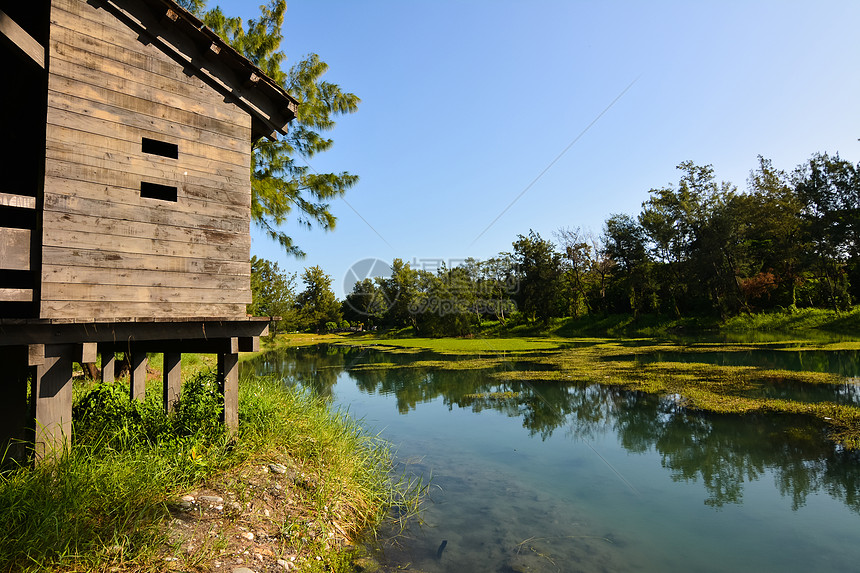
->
[41,0,253,319]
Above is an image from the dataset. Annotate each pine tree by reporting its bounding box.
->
[178,0,359,257]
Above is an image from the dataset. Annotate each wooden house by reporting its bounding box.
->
[0,0,298,459]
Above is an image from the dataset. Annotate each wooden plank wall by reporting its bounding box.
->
[41,0,254,320]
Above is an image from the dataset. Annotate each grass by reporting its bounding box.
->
[263,305,860,350]
[238,374,421,539]
[468,313,720,338]
[332,333,562,354]
[351,306,860,339]
[263,332,347,348]
[0,369,419,572]
[722,306,860,333]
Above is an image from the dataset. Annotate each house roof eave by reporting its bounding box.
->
[95,0,298,139]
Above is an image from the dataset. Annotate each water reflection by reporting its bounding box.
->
[627,348,860,378]
[243,345,860,514]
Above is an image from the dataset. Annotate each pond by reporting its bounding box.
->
[243,344,860,572]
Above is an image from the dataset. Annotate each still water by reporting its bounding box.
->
[244,345,860,572]
[627,349,860,378]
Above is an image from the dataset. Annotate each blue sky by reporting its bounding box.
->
[214,0,860,298]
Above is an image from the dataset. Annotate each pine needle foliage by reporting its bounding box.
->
[180,0,360,257]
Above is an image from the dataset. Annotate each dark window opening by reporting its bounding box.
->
[140,182,178,202]
[0,208,36,229]
[142,137,179,159]
[0,270,33,289]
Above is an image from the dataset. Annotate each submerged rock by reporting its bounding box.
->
[353,556,381,572]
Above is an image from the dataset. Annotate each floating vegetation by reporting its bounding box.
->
[490,371,569,383]
[347,362,404,371]
[348,357,505,372]
[410,358,505,370]
[463,391,520,400]
[358,336,860,449]
[336,337,562,355]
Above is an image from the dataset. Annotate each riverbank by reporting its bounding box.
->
[416,306,860,339]
[0,370,417,572]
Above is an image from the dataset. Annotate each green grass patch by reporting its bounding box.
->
[264,333,350,348]
[476,313,720,338]
[0,371,418,572]
[348,357,507,373]
[722,306,860,333]
[467,306,860,338]
[336,337,561,354]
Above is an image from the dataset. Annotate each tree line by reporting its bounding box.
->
[251,151,860,335]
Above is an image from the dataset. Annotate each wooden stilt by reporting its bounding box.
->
[217,351,239,433]
[0,321,267,456]
[33,344,73,461]
[0,346,31,462]
[101,351,115,383]
[130,352,147,401]
[163,352,182,413]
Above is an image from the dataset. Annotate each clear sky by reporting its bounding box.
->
[214,0,860,299]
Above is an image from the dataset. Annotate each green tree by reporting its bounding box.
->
[555,227,595,318]
[603,214,653,316]
[638,161,742,316]
[685,179,746,318]
[793,153,859,309]
[417,265,478,337]
[477,254,518,324]
[511,230,564,323]
[379,259,422,329]
[744,156,807,309]
[638,162,717,315]
[589,233,615,315]
[296,266,342,332]
[180,0,360,257]
[175,0,206,14]
[342,278,387,327]
[460,258,487,325]
[248,256,298,332]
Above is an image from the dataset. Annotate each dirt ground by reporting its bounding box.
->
[160,459,356,573]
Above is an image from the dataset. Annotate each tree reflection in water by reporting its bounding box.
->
[243,344,860,512]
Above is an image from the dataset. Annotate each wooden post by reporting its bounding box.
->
[0,346,31,462]
[101,351,115,383]
[73,343,98,364]
[217,351,239,433]
[130,352,147,401]
[32,345,73,461]
[163,352,182,413]
[28,344,45,366]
